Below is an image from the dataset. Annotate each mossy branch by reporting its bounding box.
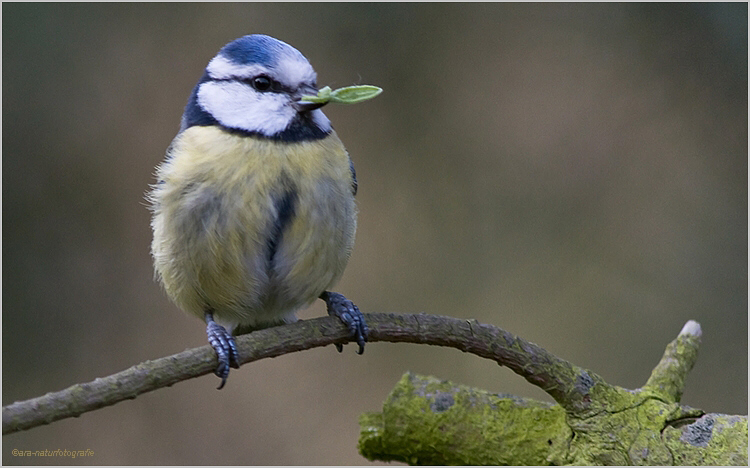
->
[3,314,747,465]
[358,320,749,465]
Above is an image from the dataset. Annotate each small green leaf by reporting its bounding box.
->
[299,85,382,106]
[330,85,383,104]
[300,85,332,103]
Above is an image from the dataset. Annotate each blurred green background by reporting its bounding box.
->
[3,3,747,465]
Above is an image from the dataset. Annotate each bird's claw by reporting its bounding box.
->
[206,317,240,390]
[321,291,368,354]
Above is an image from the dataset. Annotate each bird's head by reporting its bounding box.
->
[181,34,331,142]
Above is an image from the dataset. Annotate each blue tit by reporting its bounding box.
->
[149,34,368,389]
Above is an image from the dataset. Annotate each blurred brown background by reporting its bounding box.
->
[3,3,747,465]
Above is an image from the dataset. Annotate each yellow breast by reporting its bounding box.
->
[150,126,357,330]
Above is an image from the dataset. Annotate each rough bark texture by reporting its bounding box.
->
[358,319,748,465]
[3,315,747,465]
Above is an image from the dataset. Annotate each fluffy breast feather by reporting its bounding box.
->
[150,126,356,331]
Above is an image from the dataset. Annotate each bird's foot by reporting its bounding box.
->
[320,291,368,354]
[205,312,240,389]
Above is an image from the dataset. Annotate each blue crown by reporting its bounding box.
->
[219,34,302,67]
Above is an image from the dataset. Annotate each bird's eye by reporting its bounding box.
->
[251,76,272,91]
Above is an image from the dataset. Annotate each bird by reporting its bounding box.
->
[149,34,368,389]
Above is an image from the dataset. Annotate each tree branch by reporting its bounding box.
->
[643,319,701,402]
[4,312,609,435]
[358,319,749,465]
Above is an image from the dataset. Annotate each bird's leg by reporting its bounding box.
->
[319,291,368,354]
[205,310,240,389]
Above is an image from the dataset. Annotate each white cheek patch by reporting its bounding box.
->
[197,81,296,136]
[206,55,270,80]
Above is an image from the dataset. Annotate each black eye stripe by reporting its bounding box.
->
[213,76,295,94]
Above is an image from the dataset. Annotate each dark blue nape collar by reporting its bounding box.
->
[180,72,331,143]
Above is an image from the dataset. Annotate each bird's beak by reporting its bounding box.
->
[294,85,328,112]
[294,99,327,112]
